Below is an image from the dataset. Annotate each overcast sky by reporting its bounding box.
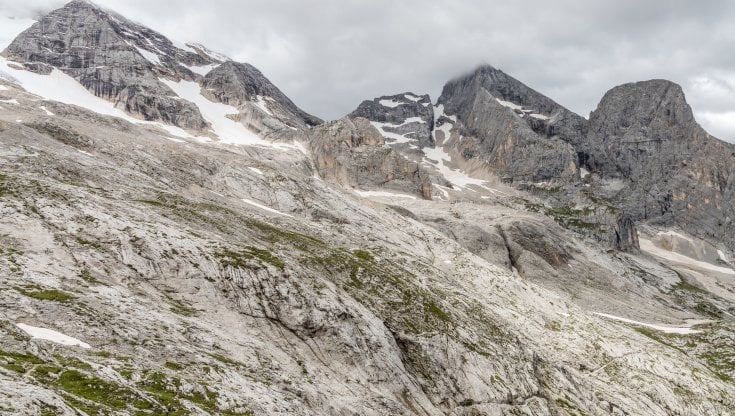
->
[2,0,734,141]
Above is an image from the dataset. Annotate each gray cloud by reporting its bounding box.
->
[2,0,734,141]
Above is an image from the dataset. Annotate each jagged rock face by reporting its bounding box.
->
[202,61,322,128]
[2,0,213,130]
[437,66,579,183]
[348,93,434,149]
[585,80,735,248]
[306,117,432,198]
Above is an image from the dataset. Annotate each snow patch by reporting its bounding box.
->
[184,63,219,77]
[248,167,263,175]
[254,95,273,116]
[495,98,523,111]
[161,78,266,146]
[0,85,8,91]
[593,312,701,335]
[16,323,91,348]
[0,98,18,105]
[529,113,550,120]
[40,105,54,116]
[580,167,590,178]
[354,190,417,200]
[424,105,490,190]
[134,46,162,66]
[718,249,728,262]
[241,198,293,217]
[379,99,405,108]
[370,121,412,144]
[163,136,185,143]
[404,93,423,102]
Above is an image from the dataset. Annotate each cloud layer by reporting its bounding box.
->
[2,0,733,141]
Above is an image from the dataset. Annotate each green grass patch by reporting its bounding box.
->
[215,246,285,270]
[14,285,75,303]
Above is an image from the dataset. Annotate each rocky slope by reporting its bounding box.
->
[0,2,735,416]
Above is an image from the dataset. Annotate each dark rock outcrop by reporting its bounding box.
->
[349,93,434,148]
[2,0,213,129]
[584,80,735,248]
[436,66,580,183]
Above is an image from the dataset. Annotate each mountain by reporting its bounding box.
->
[1,2,735,416]
[2,0,320,134]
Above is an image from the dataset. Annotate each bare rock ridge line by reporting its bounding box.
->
[350,65,735,252]
[2,0,321,132]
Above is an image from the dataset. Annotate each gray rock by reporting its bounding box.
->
[202,61,322,128]
[437,66,579,183]
[1,0,218,130]
[584,79,735,250]
[349,93,434,148]
[306,117,432,198]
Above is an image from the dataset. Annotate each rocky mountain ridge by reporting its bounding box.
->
[0,2,734,416]
[350,65,735,254]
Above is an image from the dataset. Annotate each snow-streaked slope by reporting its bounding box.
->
[161,78,270,146]
[0,57,192,138]
[593,313,701,335]
[241,198,293,218]
[16,323,91,349]
[354,190,417,200]
[423,104,490,190]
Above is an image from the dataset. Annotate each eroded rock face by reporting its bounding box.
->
[306,117,432,198]
[349,93,435,149]
[585,80,735,249]
[202,61,322,128]
[2,0,214,130]
[437,66,580,183]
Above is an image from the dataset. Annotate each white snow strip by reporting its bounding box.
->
[404,93,422,102]
[529,113,550,120]
[593,312,701,335]
[379,99,405,108]
[16,323,91,348]
[241,198,293,217]
[354,190,417,200]
[248,167,263,175]
[78,150,93,157]
[161,78,266,146]
[184,63,219,77]
[640,238,735,275]
[0,85,8,91]
[580,167,590,178]
[370,121,412,144]
[135,46,162,66]
[495,98,523,111]
[163,136,185,143]
[0,98,18,105]
[15,119,22,123]
[40,105,54,116]
[254,95,273,115]
[718,249,728,262]
[0,57,196,139]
